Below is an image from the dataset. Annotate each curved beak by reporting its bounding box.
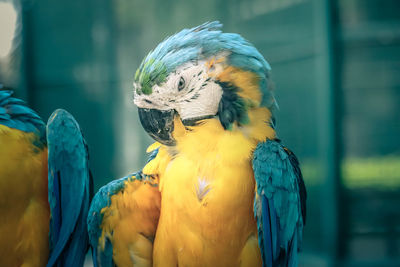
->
[138,108,176,146]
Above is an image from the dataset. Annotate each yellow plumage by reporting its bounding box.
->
[100,106,275,267]
[0,125,49,267]
[100,175,161,267]
[216,65,263,106]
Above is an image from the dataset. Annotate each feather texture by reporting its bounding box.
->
[252,140,306,267]
[134,21,276,111]
[0,90,49,266]
[118,21,305,267]
[88,174,129,267]
[0,90,92,267]
[0,90,46,146]
[88,149,160,267]
[46,109,92,267]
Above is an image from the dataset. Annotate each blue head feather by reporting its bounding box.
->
[134,21,275,110]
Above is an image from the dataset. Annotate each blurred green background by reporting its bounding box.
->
[1,0,399,266]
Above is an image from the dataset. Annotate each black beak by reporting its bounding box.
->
[138,108,176,146]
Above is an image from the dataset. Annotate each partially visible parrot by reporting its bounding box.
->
[0,88,92,267]
[88,21,306,267]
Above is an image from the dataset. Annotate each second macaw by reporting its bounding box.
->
[0,89,92,267]
[88,21,307,267]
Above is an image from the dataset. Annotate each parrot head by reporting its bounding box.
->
[133,21,276,146]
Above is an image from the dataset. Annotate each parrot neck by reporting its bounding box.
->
[170,107,276,158]
[213,65,274,131]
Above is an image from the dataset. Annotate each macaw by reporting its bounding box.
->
[0,89,92,267]
[88,21,306,267]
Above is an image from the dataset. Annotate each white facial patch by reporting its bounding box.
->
[133,60,223,121]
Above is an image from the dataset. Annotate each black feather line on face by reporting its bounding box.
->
[191,93,200,100]
[216,81,249,130]
[182,115,215,126]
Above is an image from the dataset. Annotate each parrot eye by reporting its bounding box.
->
[178,77,185,91]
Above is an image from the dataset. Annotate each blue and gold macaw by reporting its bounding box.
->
[88,21,306,267]
[0,89,92,266]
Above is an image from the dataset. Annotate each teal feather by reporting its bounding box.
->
[1,89,92,267]
[0,90,46,147]
[252,140,306,267]
[46,109,92,267]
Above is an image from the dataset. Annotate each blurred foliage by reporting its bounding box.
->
[342,157,400,189]
[302,157,400,189]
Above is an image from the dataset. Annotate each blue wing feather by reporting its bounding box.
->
[46,109,92,267]
[261,196,273,267]
[0,90,46,145]
[87,174,130,267]
[0,90,92,266]
[269,197,279,259]
[87,149,159,267]
[253,140,306,267]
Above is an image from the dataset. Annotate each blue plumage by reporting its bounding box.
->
[0,90,46,146]
[0,89,92,266]
[103,20,304,266]
[47,109,92,267]
[252,140,306,267]
[135,21,276,110]
[261,196,274,267]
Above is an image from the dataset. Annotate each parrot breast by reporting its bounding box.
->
[152,107,275,267]
[0,125,49,267]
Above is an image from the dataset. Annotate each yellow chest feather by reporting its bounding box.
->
[0,125,49,266]
[152,109,275,267]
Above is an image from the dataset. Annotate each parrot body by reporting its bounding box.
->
[151,113,273,267]
[89,22,306,267]
[0,90,92,267]
[0,125,49,267]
